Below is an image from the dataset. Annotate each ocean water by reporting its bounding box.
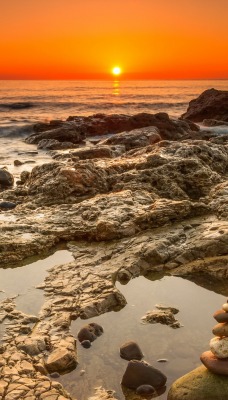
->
[0,80,227,178]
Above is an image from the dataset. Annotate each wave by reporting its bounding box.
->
[0,102,35,110]
[0,124,34,138]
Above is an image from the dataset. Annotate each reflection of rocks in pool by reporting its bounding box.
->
[120,341,144,361]
[136,384,156,396]
[121,359,167,389]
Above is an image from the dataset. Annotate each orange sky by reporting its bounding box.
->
[0,0,227,79]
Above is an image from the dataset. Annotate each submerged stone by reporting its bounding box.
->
[121,360,167,389]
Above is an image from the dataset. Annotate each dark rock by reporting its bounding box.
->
[202,119,228,127]
[50,372,60,378]
[200,350,228,376]
[26,112,199,147]
[121,360,167,389]
[182,88,228,122]
[14,160,23,166]
[0,168,14,188]
[136,385,156,396]
[20,171,30,184]
[0,201,16,210]
[120,341,144,361]
[66,146,116,160]
[100,127,161,151]
[37,139,77,150]
[81,340,92,349]
[77,322,103,343]
[213,310,228,323]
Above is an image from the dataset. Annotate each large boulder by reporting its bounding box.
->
[182,88,228,122]
[167,365,228,400]
[121,360,167,389]
[0,168,14,188]
[100,126,161,150]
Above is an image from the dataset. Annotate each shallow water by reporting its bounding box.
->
[55,275,227,400]
[0,249,74,315]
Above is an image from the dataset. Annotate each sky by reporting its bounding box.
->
[0,0,227,80]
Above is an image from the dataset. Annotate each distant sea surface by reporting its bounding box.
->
[0,80,227,179]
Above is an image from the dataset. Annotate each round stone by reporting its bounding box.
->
[222,304,228,312]
[200,350,228,375]
[210,337,228,359]
[120,341,143,361]
[0,201,16,210]
[81,340,91,349]
[213,310,228,323]
[212,323,228,337]
[136,384,155,396]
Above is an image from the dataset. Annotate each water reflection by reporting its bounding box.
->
[56,275,226,400]
[113,80,120,96]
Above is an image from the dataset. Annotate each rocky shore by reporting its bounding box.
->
[0,89,228,399]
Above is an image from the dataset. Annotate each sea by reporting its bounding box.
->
[0,80,228,179]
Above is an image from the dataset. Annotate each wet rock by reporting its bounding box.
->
[200,350,228,375]
[167,365,228,400]
[37,139,77,150]
[0,201,16,210]
[0,168,14,188]
[182,88,228,122]
[88,387,118,400]
[210,337,228,359]
[77,322,103,343]
[20,170,30,184]
[141,309,181,328]
[100,127,161,150]
[136,384,156,396]
[213,309,228,323]
[155,304,179,314]
[26,124,86,145]
[120,341,144,361]
[65,145,116,160]
[202,119,228,127]
[121,360,167,389]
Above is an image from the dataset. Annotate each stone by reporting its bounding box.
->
[222,303,228,312]
[167,365,228,400]
[200,350,228,375]
[182,88,228,122]
[213,309,228,323]
[0,168,14,188]
[77,322,103,343]
[210,337,228,359]
[136,385,156,396]
[141,310,181,328]
[0,201,16,210]
[121,360,167,389]
[14,160,23,166]
[120,341,143,361]
[213,323,228,337]
[45,348,77,373]
[100,127,161,151]
[81,340,91,349]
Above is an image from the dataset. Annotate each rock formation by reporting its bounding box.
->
[0,97,228,399]
[182,88,228,122]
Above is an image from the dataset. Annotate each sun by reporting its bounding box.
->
[112,66,122,76]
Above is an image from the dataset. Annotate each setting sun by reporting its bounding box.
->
[112,66,121,76]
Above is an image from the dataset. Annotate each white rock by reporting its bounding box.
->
[222,303,228,312]
[210,336,228,358]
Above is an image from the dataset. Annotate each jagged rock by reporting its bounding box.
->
[182,88,228,122]
[37,139,77,150]
[203,119,228,127]
[121,360,167,389]
[0,168,14,188]
[26,124,86,145]
[167,365,228,400]
[45,346,77,374]
[141,309,181,328]
[100,126,161,150]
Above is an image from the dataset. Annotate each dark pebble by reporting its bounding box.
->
[50,372,60,378]
[0,201,16,210]
[81,340,92,349]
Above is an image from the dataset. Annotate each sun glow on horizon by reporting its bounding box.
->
[112,66,122,76]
